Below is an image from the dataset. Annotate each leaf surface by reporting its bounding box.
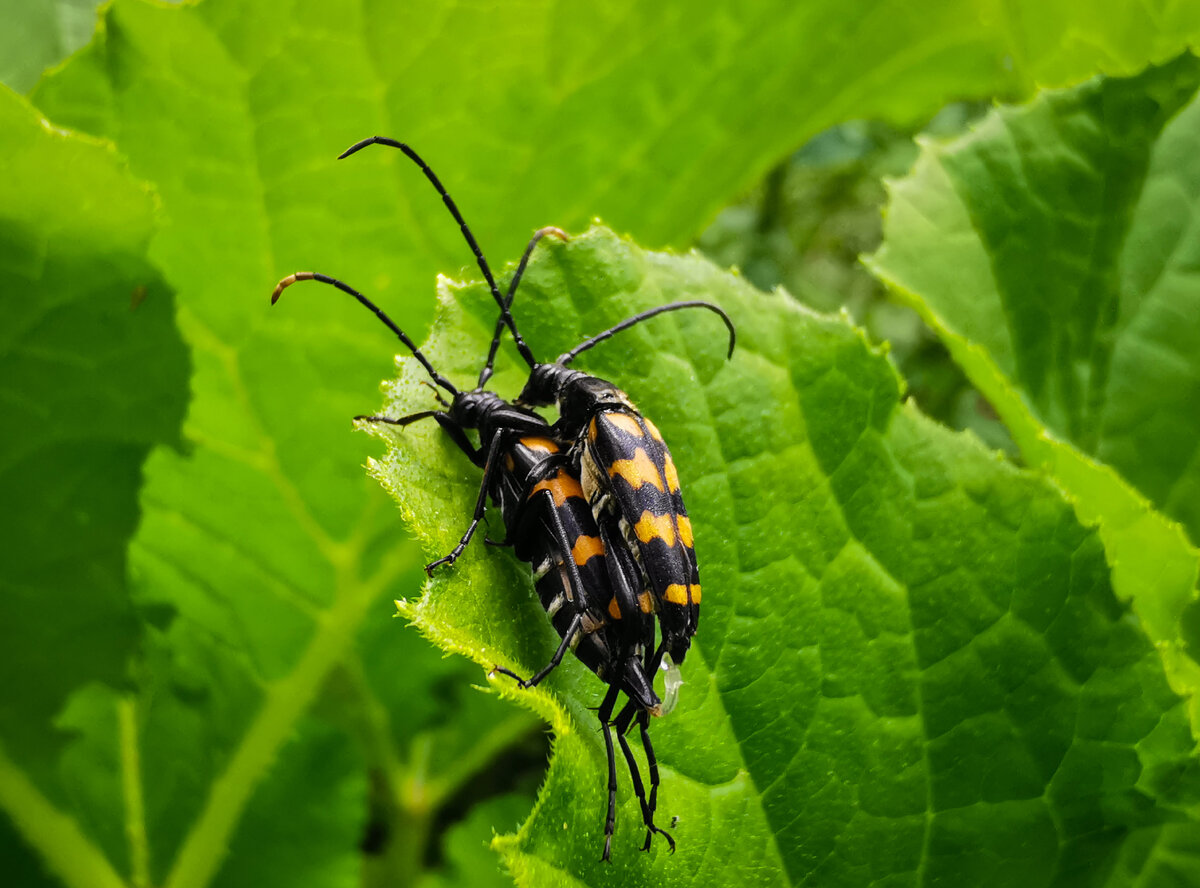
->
[372,227,1200,886]
[0,84,187,888]
[867,55,1200,730]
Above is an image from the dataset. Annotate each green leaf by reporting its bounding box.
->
[418,793,534,888]
[0,0,103,93]
[0,82,187,886]
[866,54,1200,730]
[1105,823,1200,887]
[337,601,543,887]
[370,226,1199,886]
[31,0,1200,273]
[2,7,524,887]
[215,717,366,888]
[14,1,1200,885]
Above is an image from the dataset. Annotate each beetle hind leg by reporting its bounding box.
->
[613,700,675,853]
[597,683,622,862]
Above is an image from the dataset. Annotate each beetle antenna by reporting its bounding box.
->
[339,137,538,370]
[478,226,568,387]
[559,301,736,366]
[271,271,459,396]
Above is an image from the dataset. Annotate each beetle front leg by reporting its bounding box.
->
[425,432,505,574]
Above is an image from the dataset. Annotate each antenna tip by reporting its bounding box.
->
[270,272,313,304]
[339,135,406,160]
[338,137,373,159]
[537,226,569,242]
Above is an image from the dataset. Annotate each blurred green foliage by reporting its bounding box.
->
[0,0,102,92]
[697,105,1019,455]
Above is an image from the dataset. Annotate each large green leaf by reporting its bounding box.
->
[31,0,1200,286]
[367,226,1199,886]
[0,83,187,888]
[866,55,1200,731]
[10,0,1200,885]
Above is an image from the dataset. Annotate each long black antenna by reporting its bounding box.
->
[477,226,568,388]
[272,272,460,396]
[339,137,537,370]
[559,301,736,366]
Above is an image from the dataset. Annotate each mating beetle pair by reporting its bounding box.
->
[273,137,734,860]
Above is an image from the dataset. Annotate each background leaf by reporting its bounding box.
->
[866,55,1200,730]
[0,0,102,93]
[0,84,187,887]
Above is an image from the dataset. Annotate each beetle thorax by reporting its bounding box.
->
[558,374,634,432]
[517,363,578,407]
[449,389,504,432]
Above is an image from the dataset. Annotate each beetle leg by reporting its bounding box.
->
[613,699,674,853]
[425,432,506,574]
[598,683,622,862]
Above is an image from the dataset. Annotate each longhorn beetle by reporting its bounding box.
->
[273,227,675,858]
[275,136,733,857]
[340,137,735,672]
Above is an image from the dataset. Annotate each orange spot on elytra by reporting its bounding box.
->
[571,535,606,566]
[664,584,689,605]
[663,584,701,605]
[677,515,693,548]
[633,511,675,547]
[604,413,644,437]
[609,448,664,492]
[662,454,680,493]
[520,436,559,454]
[530,469,585,507]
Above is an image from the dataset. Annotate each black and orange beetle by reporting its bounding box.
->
[273,226,675,858]
[333,137,735,674]
[273,137,735,859]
